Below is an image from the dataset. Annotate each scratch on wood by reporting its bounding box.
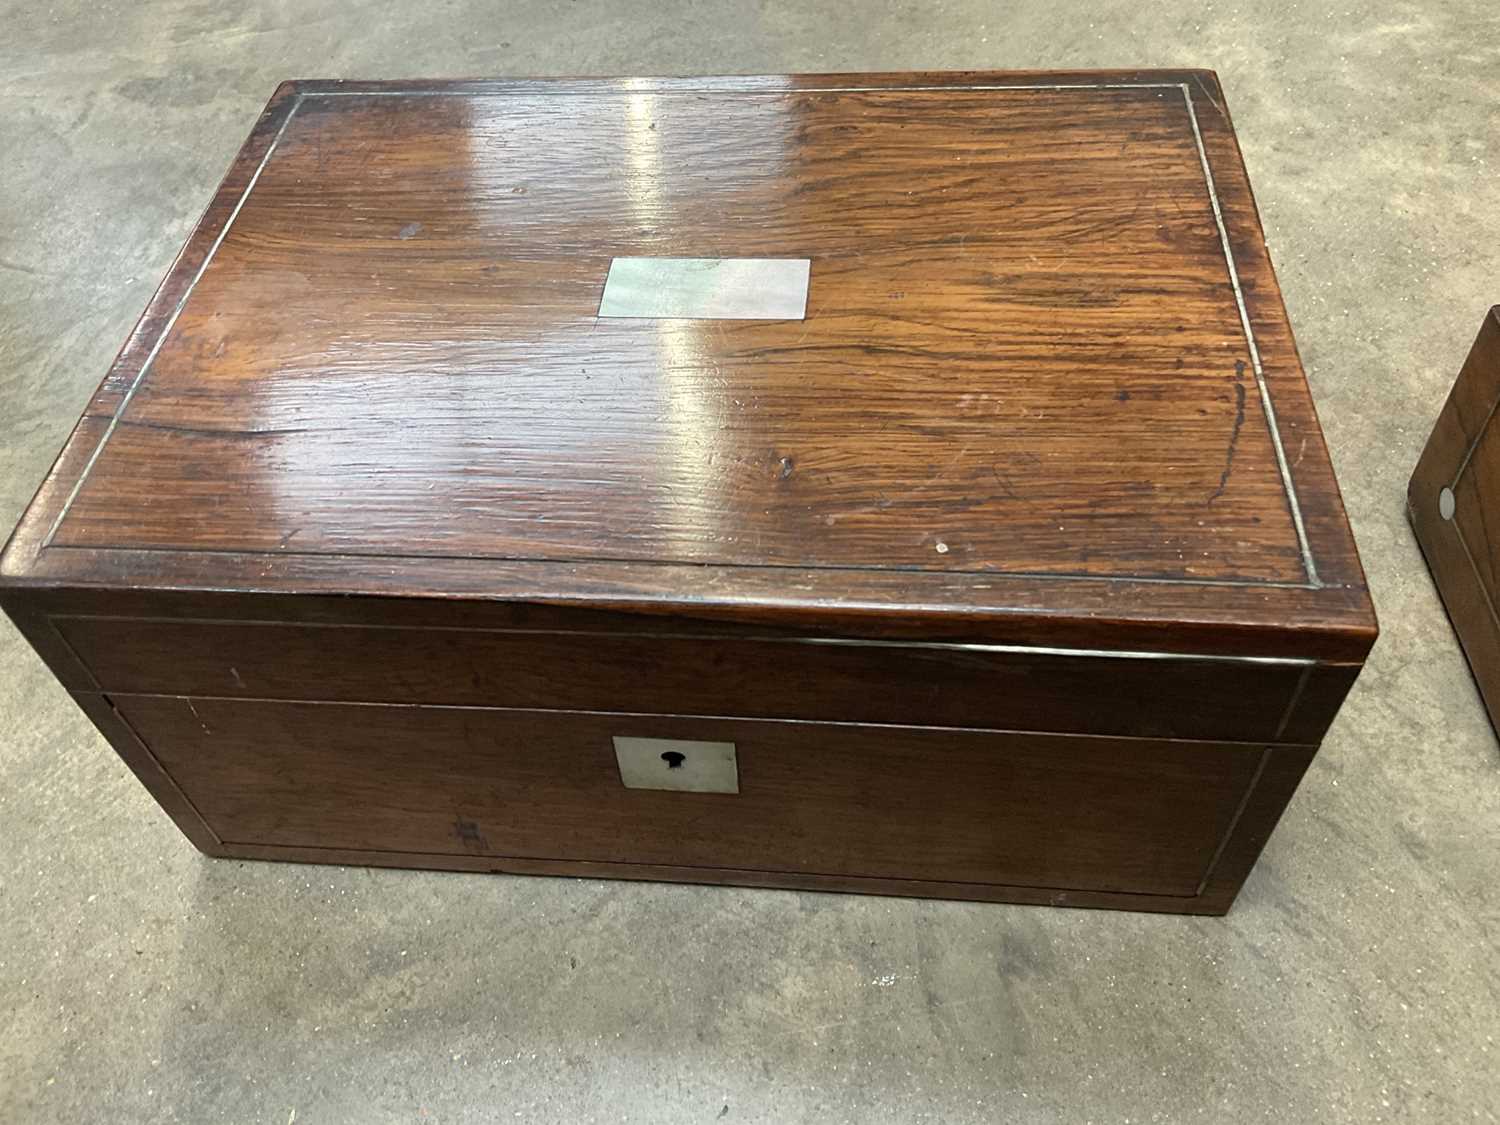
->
[185,698,211,734]
[990,466,1021,502]
[1208,364,1248,504]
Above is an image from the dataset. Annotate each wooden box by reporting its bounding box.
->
[1409,307,1500,734]
[0,72,1376,914]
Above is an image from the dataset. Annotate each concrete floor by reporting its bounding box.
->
[2,1,1498,1121]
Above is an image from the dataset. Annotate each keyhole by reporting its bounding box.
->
[661,751,686,770]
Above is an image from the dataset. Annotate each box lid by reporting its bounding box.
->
[0,72,1375,659]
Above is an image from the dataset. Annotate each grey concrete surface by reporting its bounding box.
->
[2,2,1498,1121]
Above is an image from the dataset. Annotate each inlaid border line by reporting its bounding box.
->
[83,691,1312,744]
[306,82,1189,95]
[44,81,1320,590]
[1193,745,1271,896]
[1271,663,1315,738]
[49,612,1317,665]
[1180,84,1319,587]
[90,691,225,848]
[43,539,1327,589]
[1442,367,1500,636]
[1452,520,1500,638]
[42,93,307,547]
[1449,374,1500,488]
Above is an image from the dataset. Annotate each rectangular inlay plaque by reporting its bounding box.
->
[598,257,810,320]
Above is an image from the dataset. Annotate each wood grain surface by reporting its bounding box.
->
[1409,306,1500,731]
[106,694,1273,898]
[0,71,1374,659]
[54,613,1321,741]
[0,72,1379,912]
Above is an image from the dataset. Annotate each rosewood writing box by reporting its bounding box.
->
[0,72,1377,914]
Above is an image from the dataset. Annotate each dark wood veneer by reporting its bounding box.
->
[54,615,1324,742]
[1,72,1376,912]
[1410,307,1500,734]
[108,696,1272,898]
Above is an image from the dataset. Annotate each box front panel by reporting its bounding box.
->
[107,695,1268,898]
[55,616,1315,742]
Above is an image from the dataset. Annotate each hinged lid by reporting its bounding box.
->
[0,72,1375,659]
